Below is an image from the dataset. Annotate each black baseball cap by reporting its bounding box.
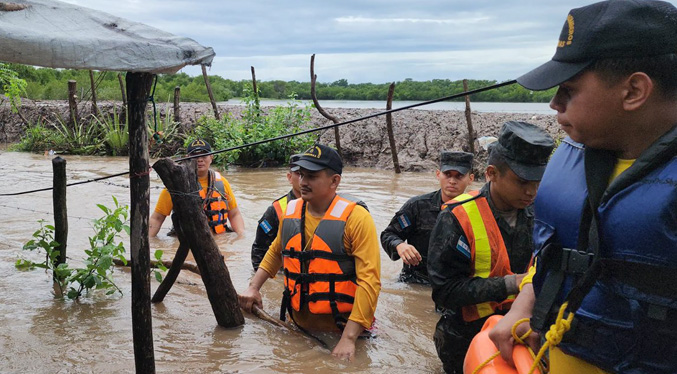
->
[187,138,211,155]
[439,151,473,175]
[518,0,677,90]
[289,153,302,172]
[492,121,555,181]
[292,144,343,175]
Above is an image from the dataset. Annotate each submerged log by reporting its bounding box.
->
[112,257,200,275]
[152,157,244,328]
[151,217,192,302]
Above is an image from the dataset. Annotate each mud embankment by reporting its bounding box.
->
[0,100,563,171]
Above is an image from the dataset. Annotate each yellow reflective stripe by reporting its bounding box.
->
[453,193,474,203]
[462,200,491,278]
[279,196,288,216]
[462,199,493,319]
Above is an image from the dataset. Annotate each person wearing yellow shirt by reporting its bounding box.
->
[239,144,381,362]
[149,139,245,237]
[488,2,677,373]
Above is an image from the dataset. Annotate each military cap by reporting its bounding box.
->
[289,153,302,172]
[292,144,343,175]
[439,151,473,175]
[187,138,211,155]
[492,121,555,181]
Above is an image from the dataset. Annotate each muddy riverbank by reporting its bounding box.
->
[0,100,563,171]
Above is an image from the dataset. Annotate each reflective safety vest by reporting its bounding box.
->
[279,195,359,323]
[444,191,515,322]
[199,170,230,234]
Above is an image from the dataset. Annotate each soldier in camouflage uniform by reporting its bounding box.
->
[380,151,475,284]
[427,121,554,373]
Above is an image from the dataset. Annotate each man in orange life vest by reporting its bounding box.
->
[250,153,302,270]
[239,144,381,362]
[149,139,245,237]
[427,122,554,373]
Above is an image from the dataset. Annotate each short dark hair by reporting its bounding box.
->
[487,145,510,174]
[589,53,677,99]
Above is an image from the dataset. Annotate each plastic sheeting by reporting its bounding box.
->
[0,0,214,74]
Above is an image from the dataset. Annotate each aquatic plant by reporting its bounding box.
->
[9,116,61,152]
[187,87,315,168]
[14,197,163,299]
[93,106,128,156]
[51,114,103,155]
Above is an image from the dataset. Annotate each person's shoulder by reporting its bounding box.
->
[402,190,439,208]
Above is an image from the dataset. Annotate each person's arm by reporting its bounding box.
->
[345,206,381,330]
[427,209,512,310]
[227,206,245,236]
[251,205,279,270]
[488,284,538,366]
[332,320,364,362]
[380,200,422,264]
[149,212,166,237]
[238,267,272,312]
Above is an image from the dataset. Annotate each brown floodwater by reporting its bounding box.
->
[0,150,484,373]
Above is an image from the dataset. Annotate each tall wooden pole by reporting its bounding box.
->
[463,79,476,154]
[201,64,220,120]
[52,156,68,280]
[67,80,78,125]
[126,71,156,374]
[250,66,261,116]
[385,82,401,173]
[118,73,127,106]
[309,54,342,156]
[173,86,181,123]
[89,70,99,117]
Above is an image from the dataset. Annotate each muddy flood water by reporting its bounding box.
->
[0,150,484,373]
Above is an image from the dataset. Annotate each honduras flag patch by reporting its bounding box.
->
[397,214,411,229]
[259,220,273,234]
[456,235,471,259]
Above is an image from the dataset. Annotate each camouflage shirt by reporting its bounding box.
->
[381,189,445,284]
[427,183,534,312]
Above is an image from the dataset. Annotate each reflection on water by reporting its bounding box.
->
[0,151,484,373]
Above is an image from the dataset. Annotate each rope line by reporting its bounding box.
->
[0,80,517,196]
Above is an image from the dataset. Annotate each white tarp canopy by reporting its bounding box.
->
[0,0,215,74]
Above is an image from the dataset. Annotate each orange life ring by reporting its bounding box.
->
[463,315,541,374]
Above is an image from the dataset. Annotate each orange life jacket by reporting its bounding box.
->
[279,194,359,325]
[199,170,229,234]
[444,191,515,322]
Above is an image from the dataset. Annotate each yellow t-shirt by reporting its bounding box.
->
[259,202,381,330]
[154,173,238,217]
[544,158,634,373]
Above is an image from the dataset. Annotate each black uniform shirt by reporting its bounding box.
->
[251,190,296,270]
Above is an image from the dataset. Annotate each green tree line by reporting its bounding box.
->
[4,63,556,103]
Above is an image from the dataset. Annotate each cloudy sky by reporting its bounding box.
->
[63,0,677,84]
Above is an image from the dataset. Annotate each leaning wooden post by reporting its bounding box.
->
[250,66,261,115]
[126,71,156,374]
[118,73,127,106]
[173,86,181,123]
[310,54,342,157]
[153,157,244,328]
[52,156,68,279]
[67,80,78,125]
[462,79,476,154]
[89,70,100,117]
[151,215,190,303]
[385,82,401,173]
[201,64,220,120]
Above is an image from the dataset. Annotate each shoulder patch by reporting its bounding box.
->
[397,214,411,229]
[456,235,471,259]
[259,219,273,234]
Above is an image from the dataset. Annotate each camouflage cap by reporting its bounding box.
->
[493,121,555,181]
[289,153,302,172]
[439,151,473,175]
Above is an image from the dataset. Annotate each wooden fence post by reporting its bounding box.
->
[463,79,476,154]
[153,157,244,328]
[118,73,127,106]
[309,54,342,156]
[126,71,156,374]
[173,86,181,123]
[89,70,99,117]
[67,80,78,125]
[385,82,401,173]
[52,156,68,279]
[202,64,220,120]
